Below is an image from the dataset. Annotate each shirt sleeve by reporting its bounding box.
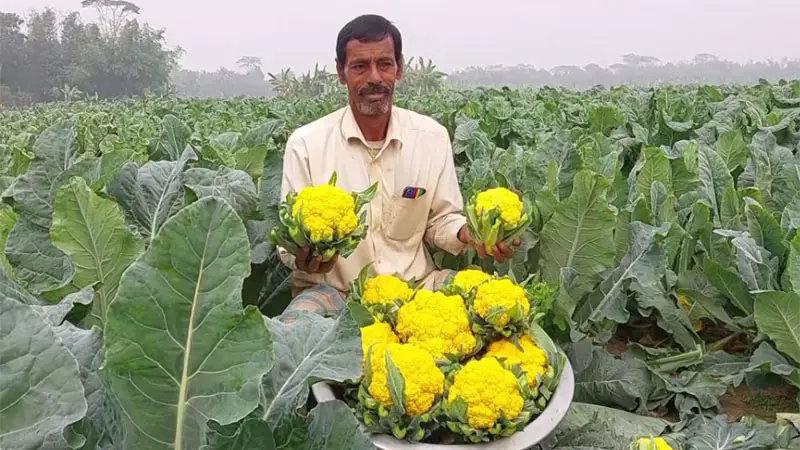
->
[276,132,311,270]
[424,131,469,256]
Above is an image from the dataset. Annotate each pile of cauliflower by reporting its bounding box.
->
[344,266,561,444]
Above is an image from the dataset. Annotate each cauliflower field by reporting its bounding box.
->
[2,81,800,449]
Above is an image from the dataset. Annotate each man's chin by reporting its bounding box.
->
[356,101,391,117]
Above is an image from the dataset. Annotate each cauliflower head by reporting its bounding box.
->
[473,278,530,327]
[362,275,413,306]
[475,187,523,228]
[367,343,445,416]
[395,290,477,359]
[631,437,675,450]
[447,357,524,429]
[452,269,492,293]
[484,335,548,387]
[292,183,358,242]
[360,321,399,369]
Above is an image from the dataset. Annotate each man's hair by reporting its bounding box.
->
[336,14,402,64]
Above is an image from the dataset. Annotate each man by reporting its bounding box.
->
[277,14,517,323]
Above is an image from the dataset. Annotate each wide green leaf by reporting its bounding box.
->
[754,291,800,365]
[0,295,87,449]
[184,167,259,220]
[102,196,274,450]
[51,177,144,327]
[540,170,616,302]
[151,115,192,161]
[260,312,362,426]
[109,147,196,243]
[696,141,734,221]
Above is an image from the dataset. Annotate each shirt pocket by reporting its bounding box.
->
[382,195,428,241]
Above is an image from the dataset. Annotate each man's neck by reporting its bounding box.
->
[351,104,392,142]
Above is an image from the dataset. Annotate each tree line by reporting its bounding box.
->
[0,1,181,107]
[447,54,800,89]
[3,4,800,107]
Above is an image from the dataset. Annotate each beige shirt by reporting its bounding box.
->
[278,105,468,294]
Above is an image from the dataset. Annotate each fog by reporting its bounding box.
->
[5,0,800,73]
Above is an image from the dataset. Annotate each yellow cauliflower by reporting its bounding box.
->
[362,275,413,306]
[473,278,530,327]
[484,335,548,387]
[452,269,492,293]
[447,357,524,430]
[360,321,399,369]
[465,187,531,257]
[366,343,445,416]
[270,172,377,261]
[292,183,358,242]
[475,187,523,228]
[395,290,477,359]
[631,437,675,450]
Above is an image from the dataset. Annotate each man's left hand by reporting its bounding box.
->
[457,224,520,263]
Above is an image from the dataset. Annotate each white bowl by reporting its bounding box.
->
[311,358,574,449]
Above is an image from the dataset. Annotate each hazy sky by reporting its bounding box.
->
[6,0,800,74]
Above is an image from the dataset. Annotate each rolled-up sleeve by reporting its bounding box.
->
[277,133,311,269]
[424,132,468,255]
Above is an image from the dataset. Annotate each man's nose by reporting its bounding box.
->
[367,64,382,82]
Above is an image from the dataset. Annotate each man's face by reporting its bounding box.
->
[337,36,402,117]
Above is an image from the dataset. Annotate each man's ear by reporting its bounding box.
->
[336,59,346,85]
[396,55,404,80]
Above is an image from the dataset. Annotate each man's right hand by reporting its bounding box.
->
[295,246,339,274]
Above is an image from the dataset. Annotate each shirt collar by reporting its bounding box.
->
[341,105,404,152]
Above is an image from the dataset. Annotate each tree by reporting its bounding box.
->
[0,6,180,105]
[80,0,140,39]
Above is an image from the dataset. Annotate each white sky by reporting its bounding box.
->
[5,0,800,74]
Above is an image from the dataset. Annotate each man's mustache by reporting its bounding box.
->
[358,84,391,95]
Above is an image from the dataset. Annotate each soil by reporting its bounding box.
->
[604,322,799,423]
[720,385,799,421]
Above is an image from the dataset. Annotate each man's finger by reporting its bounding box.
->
[512,238,521,247]
[474,242,488,259]
[307,255,321,272]
[318,254,339,273]
[296,247,311,270]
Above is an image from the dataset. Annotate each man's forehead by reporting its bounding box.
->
[344,36,395,61]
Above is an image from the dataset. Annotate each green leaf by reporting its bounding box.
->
[715,129,749,171]
[3,121,99,295]
[271,400,377,450]
[0,203,16,276]
[98,139,147,191]
[754,291,800,365]
[634,147,672,207]
[703,259,754,315]
[203,418,275,450]
[51,177,144,328]
[151,115,192,161]
[744,197,787,262]
[569,344,654,414]
[260,312,362,426]
[787,233,800,295]
[184,167,259,220]
[554,402,668,449]
[577,222,696,351]
[0,295,87,449]
[588,106,624,136]
[697,141,734,221]
[109,147,197,242]
[102,196,274,450]
[681,415,778,450]
[540,170,616,302]
[748,342,800,389]
[4,218,76,294]
[54,321,123,449]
